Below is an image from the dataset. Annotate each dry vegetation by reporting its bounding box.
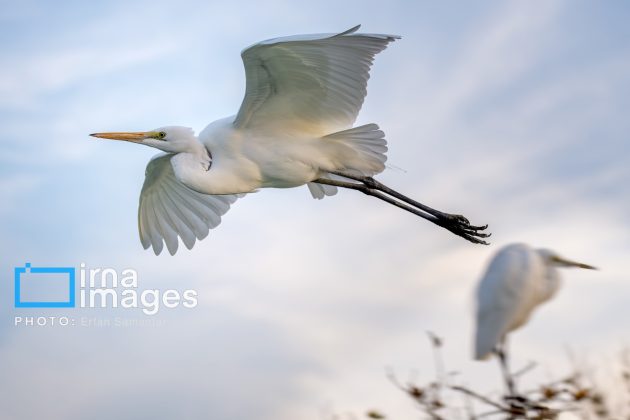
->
[334,334,630,420]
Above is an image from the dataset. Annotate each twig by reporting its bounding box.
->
[427,331,447,388]
[450,385,507,412]
[513,361,537,378]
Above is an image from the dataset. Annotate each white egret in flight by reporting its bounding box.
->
[91,26,489,255]
[474,243,596,393]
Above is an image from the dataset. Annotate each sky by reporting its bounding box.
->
[1,1,629,419]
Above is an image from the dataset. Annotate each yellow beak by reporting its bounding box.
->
[570,261,597,270]
[553,256,597,270]
[89,132,149,142]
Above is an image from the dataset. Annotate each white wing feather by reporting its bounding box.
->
[234,25,399,134]
[138,153,240,255]
[474,244,536,360]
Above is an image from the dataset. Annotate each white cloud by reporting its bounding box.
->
[1,1,629,419]
[0,43,177,108]
[0,173,42,217]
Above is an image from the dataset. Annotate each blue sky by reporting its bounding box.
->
[1,1,629,419]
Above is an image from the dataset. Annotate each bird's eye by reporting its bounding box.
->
[157,131,167,140]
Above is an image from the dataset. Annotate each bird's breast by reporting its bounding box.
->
[200,119,323,189]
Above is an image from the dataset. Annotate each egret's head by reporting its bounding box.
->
[90,126,199,154]
[537,249,597,270]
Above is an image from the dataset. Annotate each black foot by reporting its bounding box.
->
[436,213,491,245]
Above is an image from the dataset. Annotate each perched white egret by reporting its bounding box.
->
[91,26,489,255]
[475,243,597,359]
[474,243,596,392]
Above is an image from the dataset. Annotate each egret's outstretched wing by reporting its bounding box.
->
[474,244,534,360]
[138,153,240,255]
[234,25,399,134]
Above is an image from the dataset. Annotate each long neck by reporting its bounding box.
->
[539,265,561,304]
[170,148,240,195]
[170,148,211,192]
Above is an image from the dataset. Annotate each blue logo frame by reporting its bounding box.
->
[14,263,76,308]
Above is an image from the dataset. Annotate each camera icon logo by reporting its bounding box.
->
[14,263,76,308]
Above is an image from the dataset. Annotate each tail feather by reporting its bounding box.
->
[307,180,338,199]
[307,124,387,199]
[474,314,506,360]
[323,123,388,176]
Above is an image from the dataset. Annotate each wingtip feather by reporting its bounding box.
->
[339,25,361,36]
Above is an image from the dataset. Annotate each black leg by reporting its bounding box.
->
[495,340,516,397]
[313,174,490,245]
